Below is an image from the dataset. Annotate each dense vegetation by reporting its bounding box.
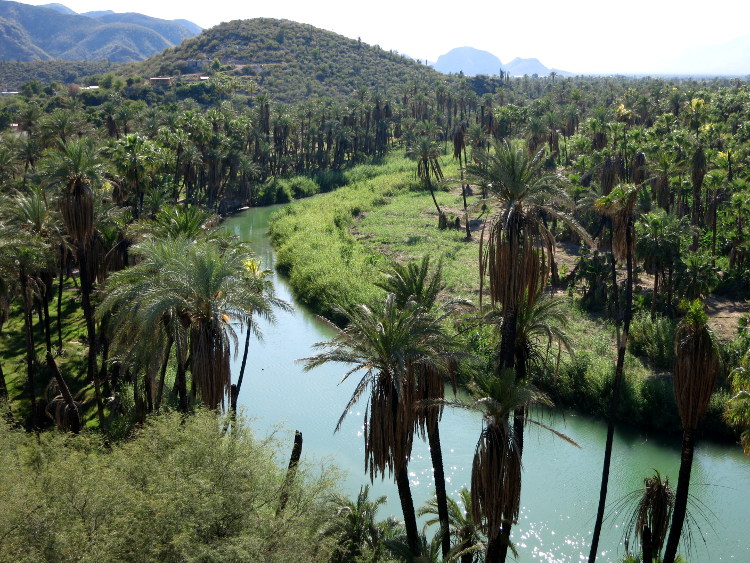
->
[0,409,339,562]
[0,60,121,92]
[125,18,450,103]
[1,16,750,561]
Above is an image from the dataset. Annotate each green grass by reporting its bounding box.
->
[0,281,98,428]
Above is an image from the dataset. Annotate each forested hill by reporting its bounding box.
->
[0,0,199,62]
[128,18,446,104]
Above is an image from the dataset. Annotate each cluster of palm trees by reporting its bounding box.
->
[304,138,728,562]
[0,130,288,429]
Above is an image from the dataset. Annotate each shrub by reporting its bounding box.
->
[0,410,338,562]
[629,312,676,370]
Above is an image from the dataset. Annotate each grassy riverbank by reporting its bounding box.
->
[268,153,738,442]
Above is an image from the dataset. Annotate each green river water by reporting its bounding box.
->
[224,205,749,562]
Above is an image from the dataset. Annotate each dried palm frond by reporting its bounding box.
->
[481,212,546,312]
[632,152,647,186]
[595,184,640,262]
[622,470,675,558]
[673,302,720,430]
[365,374,415,479]
[60,177,94,245]
[190,320,231,409]
[470,421,521,540]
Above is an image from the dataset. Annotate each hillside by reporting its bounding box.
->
[0,0,199,62]
[129,18,447,103]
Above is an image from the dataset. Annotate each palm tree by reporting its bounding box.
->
[620,470,675,562]
[302,294,456,558]
[376,256,469,559]
[725,345,750,456]
[319,484,399,562]
[100,236,284,412]
[418,487,485,563]
[636,210,684,318]
[589,184,640,562]
[407,137,446,227]
[109,133,157,217]
[0,224,51,426]
[447,369,577,561]
[453,123,473,239]
[467,140,588,561]
[42,137,108,428]
[663,301,720,563]
[467,140,588,372]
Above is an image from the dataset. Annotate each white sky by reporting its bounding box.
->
[18,0,750,75]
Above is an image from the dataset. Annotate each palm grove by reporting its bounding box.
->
[1,52,750,562]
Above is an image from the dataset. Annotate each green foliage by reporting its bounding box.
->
[629,312,677,370]
[0,410,338,562]
[132,18,444,104]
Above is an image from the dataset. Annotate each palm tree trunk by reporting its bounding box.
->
[155,336,173,411]
[651,271,659,320]
[20,272,37,428]
[662,429,695,563]
[396,464,420,557]
[40,295,52,354]
[463,184,471,239]
[57,247,64,350]
[46,352,80,433]
[642,525,654,563]
[78,244,106,429]
[277,430,303,514]
[231,319,252,415]
[589,219,634,562]
[428,422,451,558]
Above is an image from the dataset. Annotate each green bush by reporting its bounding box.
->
[629,312,676,370]
[0,410,338,562]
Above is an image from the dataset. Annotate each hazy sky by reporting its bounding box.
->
[18,0,750,74]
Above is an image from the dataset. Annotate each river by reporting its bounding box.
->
[224,204,749,562]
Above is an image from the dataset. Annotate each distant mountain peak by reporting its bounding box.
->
[40,3,76,15]
[432,46,570,77]
[433,46,503,76]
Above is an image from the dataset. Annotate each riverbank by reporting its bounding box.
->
[266,153,742,445]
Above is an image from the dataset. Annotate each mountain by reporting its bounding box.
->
[129,18,448,104]
[431,46,571,77]
[39,3,75,15]
[433,47,503,76]
[0,1,200,62]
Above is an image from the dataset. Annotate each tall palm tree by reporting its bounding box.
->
[407,137,445,226]
[42,137,108,428]
[376,256,469,559]
[467,140,588,372]
[467,140,588,560]
[302,294,456,558]
[663,301,720,563]
[447,369,577,562]
[636,210,684,318]
[589,184,640,562]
